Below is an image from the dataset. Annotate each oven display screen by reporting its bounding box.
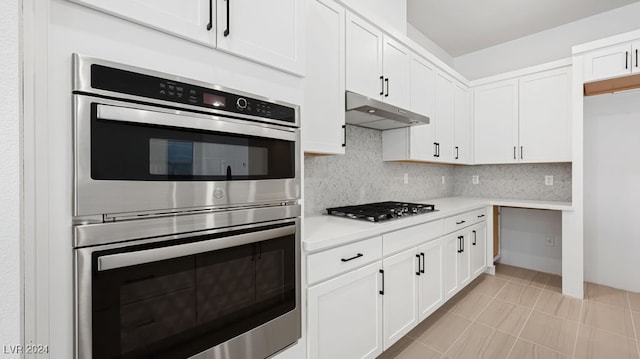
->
[203,93,226,108]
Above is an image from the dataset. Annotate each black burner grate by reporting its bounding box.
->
[326,201,436,222]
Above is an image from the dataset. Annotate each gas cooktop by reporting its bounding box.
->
[326,201,436,223]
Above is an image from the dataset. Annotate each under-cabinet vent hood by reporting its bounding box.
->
[345,91,429,130]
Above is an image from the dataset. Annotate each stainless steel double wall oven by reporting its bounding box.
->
[72,54,301,359]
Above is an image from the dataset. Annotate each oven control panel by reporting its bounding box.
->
[89,64,296,125]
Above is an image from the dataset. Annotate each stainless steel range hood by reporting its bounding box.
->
[345,91,429,130]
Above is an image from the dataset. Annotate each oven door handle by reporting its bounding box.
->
[96,224,295,271]
[96,104,297,142]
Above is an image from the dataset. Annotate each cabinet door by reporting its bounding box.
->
[302,0,345,155]
[406,55,436,161]
[382,248,419,350]
[382,36,411,109]
[458,233,471,287]
[417,239,443,321]
[519,67,572,163]
[216,0,304,75]
[434,71,455,162]
[583,43,632,82]
[443,233,459,299]
[346,13,384,100]
[470,222,487,278]
[474,79,519,164]
[453,82,471,163]
[308,261,383,359]
[69,0,214,45]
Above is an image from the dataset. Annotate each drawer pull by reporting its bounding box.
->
[456,220,466,225]
[379,269,385,295]
[341,253,363,262]
[420,252,425,274]
[477,214,485,218]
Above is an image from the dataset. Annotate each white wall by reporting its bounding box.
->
[584,90,640,292]
[0,0,22,357]
[406,24,454,68]
[454,2,640,80]
[498,208,563,275]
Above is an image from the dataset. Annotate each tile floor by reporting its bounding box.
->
[377,263,640,359]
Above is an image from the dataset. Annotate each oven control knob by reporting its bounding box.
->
[236,97,248,110]
[213,187,225,199]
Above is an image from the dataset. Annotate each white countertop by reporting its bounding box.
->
[303,196,572,253]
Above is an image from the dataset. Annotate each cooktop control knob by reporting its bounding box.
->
[236,97,248,110]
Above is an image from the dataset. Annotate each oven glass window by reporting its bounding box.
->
[90,224,296,359]
[90,104,294,181]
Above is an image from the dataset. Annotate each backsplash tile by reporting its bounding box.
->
[303,126,573,216]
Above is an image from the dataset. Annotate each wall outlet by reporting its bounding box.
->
[441,175,446,184]
[545,175,554,186]
[545,235,555,247]
[403,173,409,184]
[472,175,479,184]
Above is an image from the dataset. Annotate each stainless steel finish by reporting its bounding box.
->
[345,91,429,130]
[73,94,301,217]
[75,218,301,359]
[75,203,300,248]
[73,54,300,128]
[98,225,295,270]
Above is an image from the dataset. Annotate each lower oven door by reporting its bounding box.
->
[75,218,300,359]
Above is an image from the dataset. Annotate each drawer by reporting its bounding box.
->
[307,236,382,285]
[443,208,488,234]
[383,219,444,256]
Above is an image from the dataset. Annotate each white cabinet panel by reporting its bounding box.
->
[474,79,519,164]
[69,0,215,45]
[583,43,632,82]
[519,67,572,163]
[458,233,471,287]
[434,71,455,162]
[470,222,487,278]
[454,82,471,163]
[443,233,459,299]
[346,13,384,99]
[417,239,443,321]
[410,55,435,118]
[382,37,411,109]
[382,248,419,349]
[216,0,304,75]
[303,0,345,154]
[308,261,383,359]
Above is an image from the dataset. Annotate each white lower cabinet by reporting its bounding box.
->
[308,261,383,359]
[417,238,444,321]
[470,222,488,277]
[443,230,470,300]
[382,248,419,349]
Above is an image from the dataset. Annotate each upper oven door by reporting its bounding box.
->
[73,95,300,216]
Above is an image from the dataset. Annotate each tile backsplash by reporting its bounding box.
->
[303,125,572,215]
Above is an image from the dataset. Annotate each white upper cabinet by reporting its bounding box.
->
[216,0,304,75]
[302,0,345,155]
[382,37,411,109]
[474,79,519,164]
[474,66,572,164]
[68,0,215,45]
[409,55,436,118]
[346,13,384,99]
[434,71,455,162]
[346,13,410,107]
[519,67,572,163]
[68,0,304,75]
[453,83,471,163]
[583,42,640,82]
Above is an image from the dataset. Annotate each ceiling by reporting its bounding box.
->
[407,0,640,57]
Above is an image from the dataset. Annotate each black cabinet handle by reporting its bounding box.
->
[206,0,213,31]
[379,269,385,295]
[636,49,638,68]
[415,254,421,275]
[436,143,440,157]
[385,78,389,97]
[520,146,523,160]
[341,253,363,262]
[472,230,477,245]
[626,51,629,69]
[462,236,465,252]
[455,146,459,160]
[380,76,384,96]
[342,125,346,147]
[433,142,438,157]
[456,220,466,225]
[223,0,230,37]
[477,214,485,218]
[420,252,425,274]
[457,236,462,253]
[513,146,516,160]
